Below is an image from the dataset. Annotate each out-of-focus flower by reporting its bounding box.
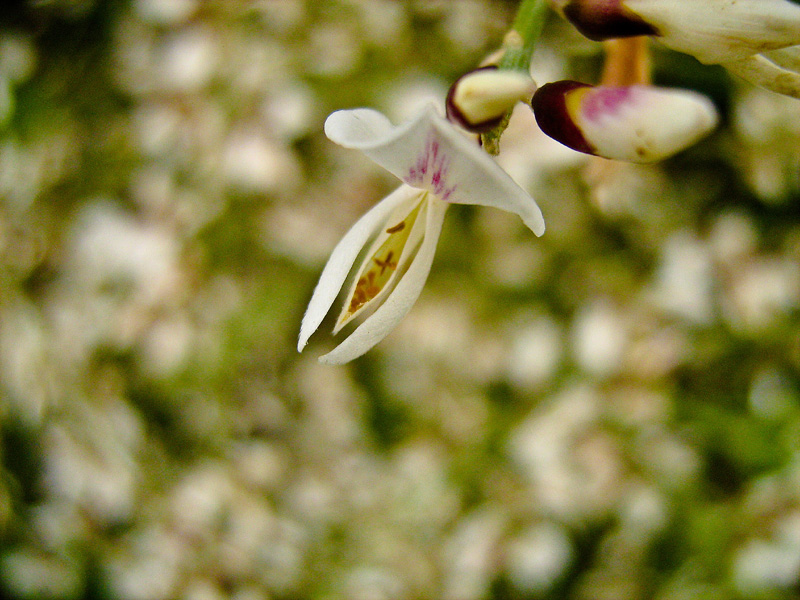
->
[446,66,537,132]
[551,0,800,97]
[298,105,545,364]
[532,81,718,162]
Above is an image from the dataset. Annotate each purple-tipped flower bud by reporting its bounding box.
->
[532,81,718,163]
[553,0,657,41]
[554,0,800,64]
[446,66,537,133]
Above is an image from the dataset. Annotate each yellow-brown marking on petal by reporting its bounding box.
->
[373,251,396,275]
[337,197,426,327]
[386,221,406,234]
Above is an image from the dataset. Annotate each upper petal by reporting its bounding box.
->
[324,107,431,182]
[324,108,395,148]
[425,106,546,236]
[298,185,421,352]
[325,105,545,236]
[319,197,448,365]
[627,0,800,64]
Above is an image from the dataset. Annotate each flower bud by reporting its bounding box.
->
[532,81,718,163]
[554,0,800,65]
[551,0,658,41]
[446,66,537,133]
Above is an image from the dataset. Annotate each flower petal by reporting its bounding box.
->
[764,45,800,72]
[326,105,545,236]
[297,185,420,352]
[724,53,800,98]
[421,107,546,236]
[628,0,800,64]
[324,108,394,149]
[334,192,428,332]
[318,197,449,365]
[324,107,429,182]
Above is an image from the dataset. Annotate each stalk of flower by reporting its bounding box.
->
[298,105,545,364]
[550,0,800,98]
[479,0,550,153]
[599,37,651,87]
[582,37,655,212]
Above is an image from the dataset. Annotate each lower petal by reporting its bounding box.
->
[298,185,421,351]
[764,45,800,72]
[725,54,800,98]
[319,198,448,365]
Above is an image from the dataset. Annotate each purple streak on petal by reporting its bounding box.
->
[441,184,457,201]
[581,86,635,121]
[405,132,455,200]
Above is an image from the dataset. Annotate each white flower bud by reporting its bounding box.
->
[533,81,719,163]
[447,67,537,132]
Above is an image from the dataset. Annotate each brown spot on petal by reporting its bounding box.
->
[373,250,397,275]
[348,270,382,314]
[386,221,405,234]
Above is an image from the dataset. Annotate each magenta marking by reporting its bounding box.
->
[582,86,635,121]
[441,186,456,201]
[404,131,458,201]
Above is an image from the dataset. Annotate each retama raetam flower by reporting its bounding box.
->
[551,0,800,98]
[298,105,545,364]
[532,81,719,162]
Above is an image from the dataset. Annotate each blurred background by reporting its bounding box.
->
[2,1,800,599]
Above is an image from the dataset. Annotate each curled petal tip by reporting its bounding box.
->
[724,53,800,99]
[533,81,718,163]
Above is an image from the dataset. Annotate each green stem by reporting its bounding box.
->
[499,0,549,72]
[482,0,549,153]
[481,0,547,155]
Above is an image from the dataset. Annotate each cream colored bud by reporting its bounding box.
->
[447,67,537,132]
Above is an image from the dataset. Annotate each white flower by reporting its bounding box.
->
[532,81,718,163]
[298,105,545,364]
[553,0,800,97]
